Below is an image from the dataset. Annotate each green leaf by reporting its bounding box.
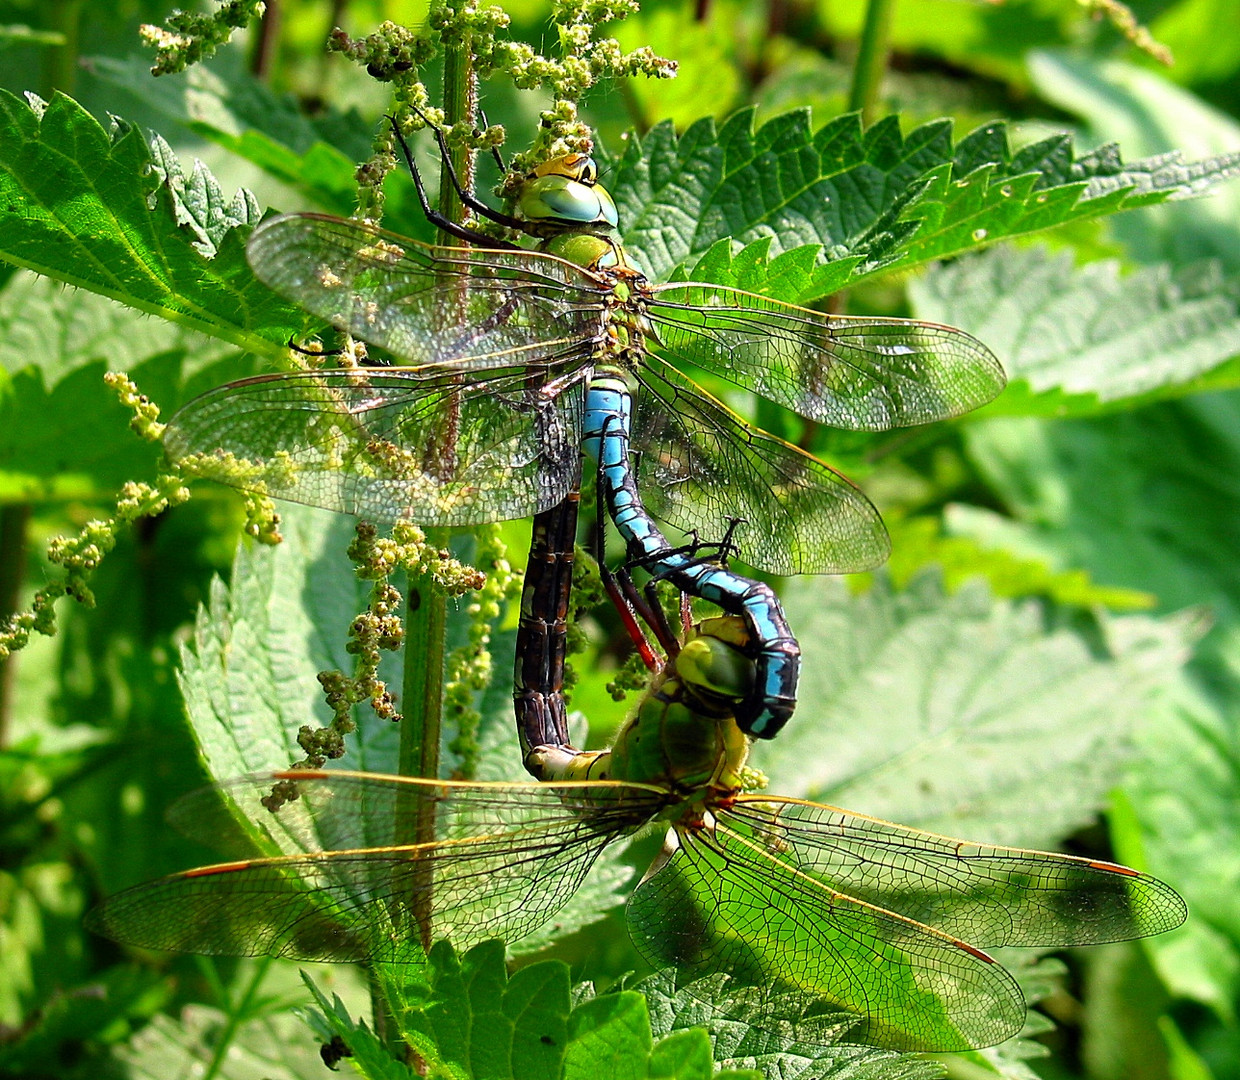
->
[302,975,413,1080]
[961,405,1240,622]
[910,246,1240,414]
[1116,687,1240,1021]
[115,961,369,1080]
[87,54,372,219]
[0,89,304,356]
[885,516,1156,610]
[1077,941,1179,1080]
[1151,0,1240,86]
[395,941,568,1080]
[178,503,401,784]
[563,990,736,1080]
[1028,52,1240,270]
[308,943,574,1080]
[607,108,1240,299]
[755,572,1197,848]
[637,970,935,1080]
[0,270,254,499]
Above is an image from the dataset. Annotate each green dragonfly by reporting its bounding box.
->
[87,615,1185,1053]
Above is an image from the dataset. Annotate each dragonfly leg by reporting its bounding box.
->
[592,445,664,671]
[403,105,529,233]
[474,108,507,172]
[388,115,522,249]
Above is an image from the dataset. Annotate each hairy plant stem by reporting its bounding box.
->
[0,504,30,748]
[392,5,478,965]
[848,0,895,124]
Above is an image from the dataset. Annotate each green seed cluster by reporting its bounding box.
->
[0,375,189,657]
[140,0,267,77]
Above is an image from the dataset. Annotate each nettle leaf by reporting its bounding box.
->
[387,942,572,1080]
[1116,687,1240,1017]
[607,107,1240,300]
[178,503,403,785]
[756,572,1197,849]
[910,245,1240,415]
[565,990,727,1080]
[637,970,936,1080]
[116,963,368,1080]
[0,89,305,355]
[305,943,573,1080]
[88,54,371,220]
[884,517,1155,610]
[962,406,1240,620]
[1029,51,1240,269]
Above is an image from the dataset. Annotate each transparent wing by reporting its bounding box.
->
[629,818,1025,1052]
[723,796,1187,948]
[87,771,664,963]
[632,357,890,575]
[647,284,1006,431]
[248,213,611,370]
[165,365,588,524]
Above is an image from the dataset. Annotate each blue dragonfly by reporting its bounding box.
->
[165,116,1006,745]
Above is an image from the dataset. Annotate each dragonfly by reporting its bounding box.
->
[87,614,1186,1053]
[164,115,1007,740]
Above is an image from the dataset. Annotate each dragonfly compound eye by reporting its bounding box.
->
[518,172,619,229]
[677,635,755,704]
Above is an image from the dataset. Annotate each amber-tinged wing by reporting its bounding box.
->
[722,796,1187,947]
[87,771,665,963]
[629,816,1024,1052]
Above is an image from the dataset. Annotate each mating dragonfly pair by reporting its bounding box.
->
[88,115,1185,1052]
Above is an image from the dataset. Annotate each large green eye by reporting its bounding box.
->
[517,172,618,229]
[677,633,754,702]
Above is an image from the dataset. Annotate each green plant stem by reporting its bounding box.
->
[0,504,30,748]
[399,557,449,785]
[848,0,896,124]
[392,4,478,959]
[437,26,479,230]
[46,0,84,97]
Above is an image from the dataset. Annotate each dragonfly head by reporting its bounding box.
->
[676,617,756,715]
[517,155,619,231]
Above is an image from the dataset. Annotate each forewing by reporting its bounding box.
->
[165,365,587,524]
[724,796,1187,947]
[628,819,1025,1052]
[248,213,610,370]
[87,771,663,963]
[632,358,890,575]
[648,284,1006,431]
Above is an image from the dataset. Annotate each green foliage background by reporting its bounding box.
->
[1,1,1239,1078]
